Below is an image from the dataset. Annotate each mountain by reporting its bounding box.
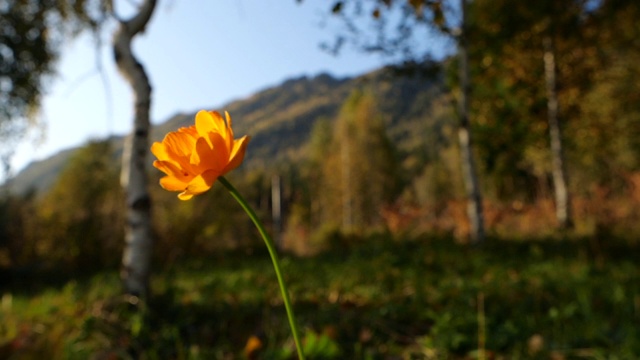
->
[4,66,449,196]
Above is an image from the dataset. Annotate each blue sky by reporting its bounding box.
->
[11,0,443,174]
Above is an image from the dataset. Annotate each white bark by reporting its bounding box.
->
[457,0,485,243]
[114,0,157,297]
[543,37,573,229]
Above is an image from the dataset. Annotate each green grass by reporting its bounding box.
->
[1,234,639,359]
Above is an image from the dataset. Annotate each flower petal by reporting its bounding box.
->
[152,128,199,175]
[151,142,169,161]
[224,111,235,147]
[178,125,199,137]
[189,137,214,170]
[210,131,231,167]
[195,111,226,143]
[159,175,188,191]
[163,130,198,158]
[153,160,192,181]
[225,111,233,129]
[178,170,219,200]
[178,192,195,201]
[223,135,250,173]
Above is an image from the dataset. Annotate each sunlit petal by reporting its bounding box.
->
[178,125,199,138]
[153,160,191,180]
[164,131,196,158]
[209,132,230,169]
[195,111,214,139]
[150,142,169,161]
[224,136,250,173]
[183,170,218,197]
[159,175,188,191]
[191,136,216,170]
[225,111,233,129]
[223,111,235,149]
[177,192,194,201]
[196,110,226,141]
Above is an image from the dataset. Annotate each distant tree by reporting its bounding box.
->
[306,118,335,229]
[454,0,485,242]
[0,192,39,269]
[543,34,572,229]
[462,0,547,202]
[573,0,640,188]
[0,0,110,173]
[37,140,123,271]
[307,0,486,242]
[315,90,400,233]
[466,0,630,228]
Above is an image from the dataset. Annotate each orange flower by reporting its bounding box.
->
[151,110,250,200]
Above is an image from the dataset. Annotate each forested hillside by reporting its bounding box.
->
[6,68,446,196]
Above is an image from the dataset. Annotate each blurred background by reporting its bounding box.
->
[1,0,639,358]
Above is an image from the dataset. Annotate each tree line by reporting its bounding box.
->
[1,0,639,292]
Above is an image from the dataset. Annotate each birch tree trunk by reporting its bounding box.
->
[543,36,573,229]
[114,0,157,297]
[457,0,485,244]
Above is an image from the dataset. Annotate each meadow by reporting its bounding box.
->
[2,233,638,359]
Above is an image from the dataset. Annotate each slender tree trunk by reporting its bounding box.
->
[271,174,283,249]
[543,36,573,229]
[114,0,157,297]
[457,0,485,244]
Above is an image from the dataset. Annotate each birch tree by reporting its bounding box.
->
[467,0,584,228]
[543,36,572,229]
[0,0,158,293]
[455,0,484,242]
[312,0,486,242]
[114,0,157,297]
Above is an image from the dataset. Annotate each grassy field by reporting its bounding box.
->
[1,234,639,359]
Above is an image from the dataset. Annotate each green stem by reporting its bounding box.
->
[218,176,305,360]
